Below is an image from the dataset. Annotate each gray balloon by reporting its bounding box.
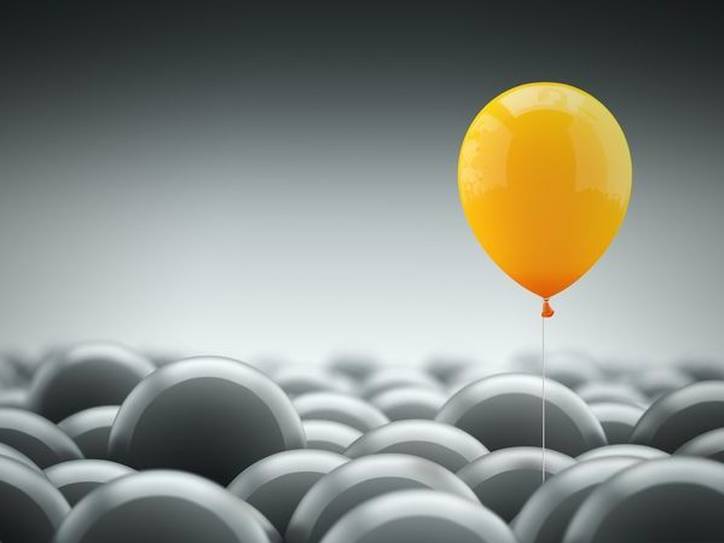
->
[674,357,724,381]
[286,453,478,543]
[58,406,119,459]
[576,444,668,462]
[108,356,306,485]
[28,342,155,423]
[0,441,43,472]
[0,408,84,468]
[513,457,641,543]
[0,456,70,543]
[437,373,607,456]
[45,459,135,506]
[425,357,474,383]
[293,392,389,432]
[303,420,362,454]
[228,449,348,535]
[563,457,724,543]
[320,489,517,543]
[457,447,575,522]
[675,428,724,462]
[589,402,644,444]
[274,368,351,398]
[360,368,440,399]
[634,367,692,400]
[575,382,647,407]
[512,351,602,390]
[326,356,379,382]
[52,470,276,543]
[369,387,447,421]
[630,381,724,452]
[345,420,488,472]
[0,388,28,409]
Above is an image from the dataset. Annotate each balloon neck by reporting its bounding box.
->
[541,298,555,318]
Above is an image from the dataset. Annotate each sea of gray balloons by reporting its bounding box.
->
[2,343,724,542]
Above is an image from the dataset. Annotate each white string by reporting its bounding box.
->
[541,312,547,484]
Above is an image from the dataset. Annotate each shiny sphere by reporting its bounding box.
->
[589,402,644,444]
[360,368,440,399]
[286,453,478,543]
[0,408,83,468]
[0,456,70,543]
[0,441,42,472]
[52,470,277,543]
[676,428,724,462]
[437,374,607,455]
[369,387,447,421]
[563,458,724,542]
[45,459,135,506]
[345,420,488,472]
[28,342,154,423]
[108,357,305,484]
[274,367,351,397]
[575,382,647,407]
[293,392,389,432]
[576,444,668,462]
[634,367,692,400]
[228,450,348,535]
[303,420,361,454]
[457,447,574,521]
[630,381,724,452]
[513,456,640,543]
[57,406,119,459]
[320,489,517,543]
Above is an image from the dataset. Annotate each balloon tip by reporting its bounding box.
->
[541,299,555,318]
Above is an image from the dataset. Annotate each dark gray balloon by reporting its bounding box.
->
[589,402,643,444]
[28,342,155,423]
[634,367,692,400]
[274,367,352,397]
[58,406,119,459]
[456,447,574,522]
[228,449,348,535]
[0,408,84,468]
[513,456,640,543]
[437,373,607,456]
[360,368,440,399]
[575,382,647,407]
[293,392,389,431]
[562,457,724,543]
[345,420,488,472]
[0,441,42,472]
[0,456,70,543]
[108,356,306,485]
[303,420,362,454]
[286,453,478,543]
[675,428,724,462]
[52,470,277,543]
[369,387,447,421]
[630,381,724,452]
[320,489,517,543]
[576,444,668,462]
[45,459,135,505]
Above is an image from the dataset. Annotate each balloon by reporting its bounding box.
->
[458,82,632,315]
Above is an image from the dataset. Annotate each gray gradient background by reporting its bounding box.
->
[1,4,721,365]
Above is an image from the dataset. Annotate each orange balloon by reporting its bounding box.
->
[458,82,632,316]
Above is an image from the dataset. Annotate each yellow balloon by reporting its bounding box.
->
[458,82,632,316]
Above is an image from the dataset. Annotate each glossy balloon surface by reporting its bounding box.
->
[458,82,631,298]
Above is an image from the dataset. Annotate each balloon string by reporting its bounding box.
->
[541,312,547,484]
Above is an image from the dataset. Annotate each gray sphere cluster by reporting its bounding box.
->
[1,343,724,542]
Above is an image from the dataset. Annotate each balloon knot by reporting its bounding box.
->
[541,298,555,318]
